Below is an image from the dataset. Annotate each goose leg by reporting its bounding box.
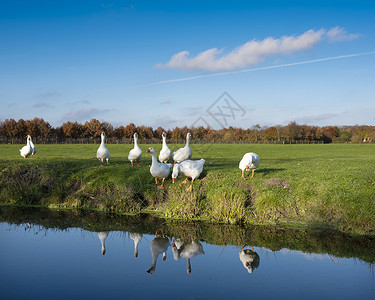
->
[251,170,255,178]
[155,178,159,185]
[160,178,165,189]
[131,162,134,168]
[187,179,194,191]
[182,177,189,184]
[242,170,245,179]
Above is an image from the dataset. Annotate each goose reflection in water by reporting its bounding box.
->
[97,232,109,255]
[239,246,260,274]
[172,238,205,274]
[147,231,170,274]
[129,232,143,258]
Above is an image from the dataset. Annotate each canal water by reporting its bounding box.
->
[0,207,374,299]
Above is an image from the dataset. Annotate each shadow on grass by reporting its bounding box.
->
[256,168,286,175]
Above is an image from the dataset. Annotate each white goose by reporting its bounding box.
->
[173,133,192,164]
[147,232,170,274]
[239,246,260,274]
[128,133,142,167]
[96,132,111,164]
[239,152,260,179]
[129,232,143,258]
[29,135,37,155]
[172,159,205,190]
[19,135,32,158]
[97,232,109,255]
[158,132,172,163]
[172,238,184,261]
[172,239,205,274]
[147,147,172,189]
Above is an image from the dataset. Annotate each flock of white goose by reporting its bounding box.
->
[97,230,259,275]
[19,131,260,188]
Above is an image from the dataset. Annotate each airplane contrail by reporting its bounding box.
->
[129,51,375,88]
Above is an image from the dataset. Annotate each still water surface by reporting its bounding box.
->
[0,208,374,299]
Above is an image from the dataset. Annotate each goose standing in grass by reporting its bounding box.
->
[29,135,37,155]
[239,152,260,179]
[19,135,33,158]
[129,232,143,258]
[128,133,142,168]
[172,159,205,190]
[96,132,110,164]
[172,239,205,274]
[173,132,192,164]
[159,132,172,163]
[239,246,260,274]
[147,147,172,189]
[147,231,170,274]
[97,232,109,255]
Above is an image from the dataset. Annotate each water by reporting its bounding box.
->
[0,207,374,299]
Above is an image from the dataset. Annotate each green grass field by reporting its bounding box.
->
[1,143,374,235]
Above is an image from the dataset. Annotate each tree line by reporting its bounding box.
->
[0,117,374,144]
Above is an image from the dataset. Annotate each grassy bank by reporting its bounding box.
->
[0,143,374,235]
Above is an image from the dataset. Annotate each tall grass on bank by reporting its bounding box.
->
[0,143,374,235]
[164,183,203,219]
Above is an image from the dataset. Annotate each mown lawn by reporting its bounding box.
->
[1,143,374,235]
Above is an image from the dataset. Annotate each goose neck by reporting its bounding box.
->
[186,258,191,273]
[151,151,158,165]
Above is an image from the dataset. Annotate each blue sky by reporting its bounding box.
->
[1,0,374,129]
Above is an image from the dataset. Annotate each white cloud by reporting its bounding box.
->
[151,116,180,129]
[326,26,360,42]
[157,27,359,72]
[288,113,337,124]
[160,99,172,105]
[62,108,107,121]
[33,102,54,108]
[65,99,91,106]
[186,105,204,116]
[36,91,60,100]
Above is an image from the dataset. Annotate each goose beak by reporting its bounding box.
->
[246,262,249,267]
[147,148,150,153]
[172,178,175,183]
[245,165,249,170]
